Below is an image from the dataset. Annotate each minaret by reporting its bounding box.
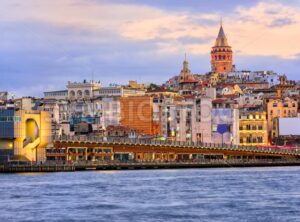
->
[211,20,233,74]
[179,54,193,83]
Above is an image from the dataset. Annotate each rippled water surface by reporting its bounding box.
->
[1,167,300,222]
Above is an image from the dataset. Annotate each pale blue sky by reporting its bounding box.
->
[0,0,300,96]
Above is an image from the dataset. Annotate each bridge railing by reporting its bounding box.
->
[5,158,300,168]
[56,158,300,167]
[52,135,300,155]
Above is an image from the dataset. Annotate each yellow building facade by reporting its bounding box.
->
[0,110,51,162]
[265,97,298,142]
[239,110,268,146]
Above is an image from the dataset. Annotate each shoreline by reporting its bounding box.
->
[1,160,300,173]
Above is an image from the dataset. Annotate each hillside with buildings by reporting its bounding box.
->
[1,23,300,163]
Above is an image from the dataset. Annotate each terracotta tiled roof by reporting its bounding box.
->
[180,79,198,83]
[147,88,177,93]
[183,94,194,99]
[212,98,226,103]
[216,83,235,88]
[222,94,239,98]
[238,104,258,108]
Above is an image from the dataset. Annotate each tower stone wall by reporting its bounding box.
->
[211,24,233,74]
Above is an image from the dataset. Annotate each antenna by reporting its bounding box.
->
[220,17,223,26]
[91,71,95,117]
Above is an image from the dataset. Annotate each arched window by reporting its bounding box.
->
[84,90,90,97]
[77,90,82,98]
[70,90,75,97]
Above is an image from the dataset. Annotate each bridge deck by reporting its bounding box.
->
[52,136,300,158]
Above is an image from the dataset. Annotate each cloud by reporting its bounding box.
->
[1,0,300,59]
[120,1,300,59]
[269,18,296,27]
[1,0,300,96]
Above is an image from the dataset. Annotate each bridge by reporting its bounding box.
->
[50,136,300,162]
[3,159,300,173]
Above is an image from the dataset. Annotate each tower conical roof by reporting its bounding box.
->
[215,25,229,47]
[218,25,226,38]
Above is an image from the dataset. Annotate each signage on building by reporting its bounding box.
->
[217,124,229,134]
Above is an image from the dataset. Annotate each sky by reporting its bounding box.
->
[1,0,300,97]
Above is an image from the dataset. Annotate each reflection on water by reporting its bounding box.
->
[15,172,47,176]
[97,170,121,175]
[1,167,300,222]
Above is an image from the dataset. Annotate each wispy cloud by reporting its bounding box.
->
[269,18,296,27]
[0,0,300,96]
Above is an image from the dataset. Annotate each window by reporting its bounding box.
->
[257,137,263,143]
[103,149,111,153]
[0,116,21,122]
[246,137,251,143]
[77,90,82,98]
[0,116,7,122]
[84,90,90,97]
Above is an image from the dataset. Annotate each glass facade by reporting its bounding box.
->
[0,110,16,139]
